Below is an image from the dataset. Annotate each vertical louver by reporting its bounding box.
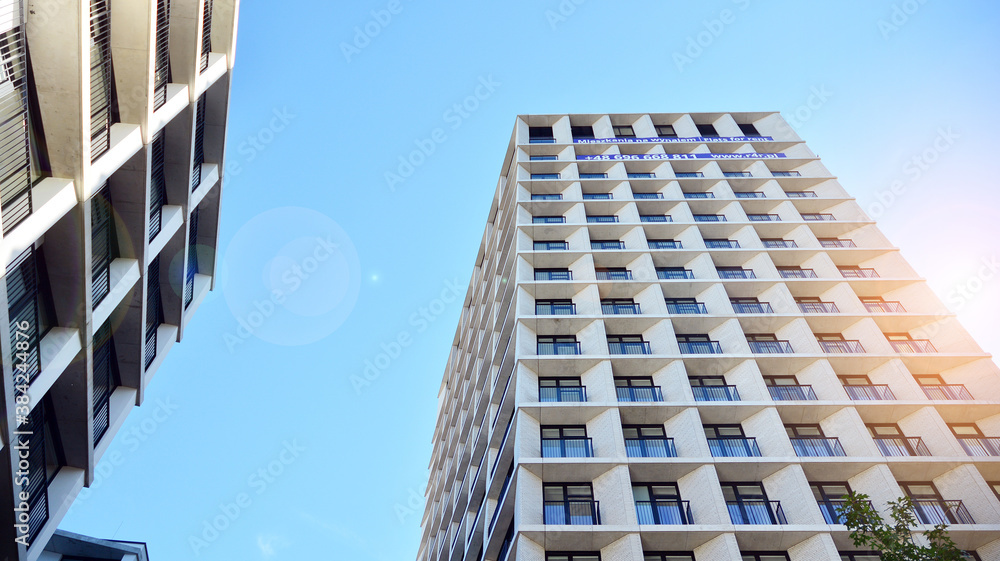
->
[148,131,166,242]
[92,322,117,444]
[0,0,32,234]
[6,246,39,383]
[144,256,162,370]
[152,0,171,110]
[91,183,114,306]
[89,0,113,161]
[191,93,206,190]
[184,207,199,308]
[199,0,213,72]
[22,402,49,545]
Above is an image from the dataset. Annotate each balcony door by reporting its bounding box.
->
[722,483,777,524]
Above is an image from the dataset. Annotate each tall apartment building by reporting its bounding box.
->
[0,0,239,559]
[416,113,1000,561]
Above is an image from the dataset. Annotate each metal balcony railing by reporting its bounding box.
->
[786,190,817,197]
[684,192,714,199]
[873,436,931,457]
[890,340,937,353]
[541,438,594,458]
[609,341,652,355]
[587,215,618,223]
[679,341,723,354]
[912,500,975,525]
[773,171,801,177]
[532,194,562,201]
[628,172,656,179]
[535,270,572,281]
[640,215,672,223]
[840,268,880,279]
[535,241,568,250]
[583,193,612,200]
[735,191,765,198]
[819,500,854,524]
[694,214,726,222]
[634,192,664,200]
[676,172,704,178]
[844,384,895,400]
[580,173,608,179]
[616,386,664,402]
[539,386,587,402]
[798,301,840,313]
[779,268,818,278]
[820,340,866,354]
[732,302,773,313]
[649,240,682,249]
[596,270,632,280]
[592,241,625,250]
[537,342,581,355]
[864,301,906,313]
[748,214,781,222]
[692,385,740,401]
[657,268,695,280]
[957,437,1000,457]
[666,302,707,314]
[490,470,513,530]
[920,385,973,400]
[531,173,560,180]
[706,240,740,248]
[767,385,817,401]
[749,340,795,354]
[820,239,857,248]
[625,438,676,457]
[727,500,786,524]
[764,240,797,248]
[533,216,566,224]
[636,500,693,525]
[802,213,835,221]
[536,303,577,315]
[726,172,754,178]
[718,269,755,279]
[708,437,761,457]
[790,437,846,457]
[602,303,641,315]
[543,500,601,525]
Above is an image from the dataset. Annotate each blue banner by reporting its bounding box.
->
[574,136,773,144]
[577,153,786,161]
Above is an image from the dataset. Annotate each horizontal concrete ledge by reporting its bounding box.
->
[93,258,141,330]
[0,177,76,270]
[27,328,82,415]
[194,53,227,99]
[190,163,219,210]
[148,83,190,141]
[147,205,183,266]
[87,123,143,199]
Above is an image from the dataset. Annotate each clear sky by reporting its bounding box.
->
[61,1,1000,559]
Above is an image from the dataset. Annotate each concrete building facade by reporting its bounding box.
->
[416,113,1000,561]
[0,0,238,558]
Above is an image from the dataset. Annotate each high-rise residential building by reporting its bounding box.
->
[0,0,238,558]
[416,113,1000,561]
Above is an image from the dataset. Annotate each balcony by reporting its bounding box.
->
[540,386,587,402]
[532,194,563,201]
[840,268,880,279]
[692,385,740,401]
[779,268,818,279]
[538,342,582,355]
[957,437,1000,457]
[767,385,817,401]
[657,268,695,280]
[693,214,726,222]
[636,500,693,525]
[912,500,975,525]
[819,340,866,354]
[634,192,664,200]
[580,173,608,179]
[726,172,754,178]
[536,302,577,315]
[763,240,797,248]
[732,302,773,313]
[727,500,787,524]
[544,501,601,525]
[749,340,795,354]
[798,302,840,313]
[625,438,676,458]
[649,240,682,249]
[790,437,846,457]
[533,216,566,224]
[802,213,835,221]
[920,384,973,400]
[609,341,652,355]
[535,270,572,281]
[844,384,895,400]
[529,136,555,144]
[718,269,755,279]
[890,340,937,353]
[628,172,656,179]
[820,239,857,248]
[596,269,633,280]
[583,193,613,200]
[735,192,766,198]
[640,215,672,223]
[535,241,568,251]
[748,214,781,222]
[708,437,761,457]
[541,438,595,458]
[592,241,625,250]
[773,171,801,177]
[666,302,707,314]
[617,386,664,402]
[532,173,561,180]
[705,240,740,249]
[684,192,715,199]
[676,172,704,178]
[679,341,723,354]
[873,436,931,457]
[587,215,618,223]
[819,500,853,524]
[864,301,906,313]
[786,190,817,197]
[602,303,641,315]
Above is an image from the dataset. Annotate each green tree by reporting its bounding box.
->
[838,492,966,561]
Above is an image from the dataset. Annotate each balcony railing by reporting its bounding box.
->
[541,438,595,458]
[819,340,866,354]
[533,216,566,224]
[706,240,740,248]
[544,500,601,525]
[749,340,795,354]
[748,214,781,222]
[912,500,975,525]
[532,194,563,201]
[708,437,761,457]
[735,191,766,198]
[726,172,754,178]
[890,340,937,353]
[773,171,801,177]
[718,269,755,279]
[616,386,664,402]
[779,268,818,278]
[628,172,656,179]
[873,436,931,457]
[786,190,817,198]
[763,240,797,248]
[657,268,695,280]
[840,268,880,279]
[693,214,726,222]
[790,437,846,457]
[819,500,854,524]
[534,241,568,250]
[767,385,817,401]
[535,270,572,280]
[820,239,857,248]
[649,240,682,249]
[957,437,1000,457]
[636,500,692,525]
[583,193,613,200]
[531,173,561,180]
[625,438,676,458]
[539,386,587,402]
[592,241,625,250]
[798,302,840,313]
[920,385,973,400]
[602,303,641,315]
[732,302,773,313]
[676,172,704,178]
[727,500,787,524]
[666,302,707,314]
[640,215,672,223]
[864,301,906,313]
[537,342,582,355]
[587,215,618,223]
[580,173,608,179]
[609,341,652,355]
[844,384,895,400]
[802,213,835,221]
[634,192,664,200]
[678,341,723,354]
[596,270,633,281]
[692,385,740,401]
[684,192,714,199]
[536,303,577,315]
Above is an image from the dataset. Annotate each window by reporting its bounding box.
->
[624,426,674,457]
[706,425,760,457]
[640,214,671,223]
[582,192,612,200]
[539,377,585,402]
[696,123,719,137]
[633,192,664,200]
[665,298,707,314]
[860,296,906,313]
[537,335,581,355]
[591,240,624,250]
[778,266,817,278]
[811,482,852,524]
[532,193,563,201]
[536,299,576,315]
[693,213,725,222]
[726,172,755,179]
[571,125,595,139]
[721,483,784,524]
[819,238,857,248]
[580,172,608,179]
[839,266,879,279]
[742,554,790,561]
[535,268,571,281]
[738,123,760,136]
[534,241,568,251]
[149,132,167,241]
[796,297,839,313]
[748,213,780,222]
[655,124,677,137]
[818,334,866,354]
[586,214,617,223]
[532,173,560,180]
[683,191,714,199]
[705,238,739,248]
[199,0,213,71]
[145,256,163,370]
[690,375,738,401]
[601,298,640,315]
[772,170,801,177]
[91,185,117,306]
[676,172,704,178]
[607,334,651,355]
[529,126,555,143]
[633,484,690,525]
[717,267,755,279]
[677,334,722,354]
[596,267,631,280]
[543,484,599,525]
[90,0,116,161]
[628,172,656,179]
[92,322,120,444]
[615,377,663,402]
[656,267,694,280]
[533,215,566,224]
[541,426,593,458]
[765,375,816,400]
[839,553,882,561]
[787,425,844,457]
[786,190,817,197]
[762,238,797,248]
[192,93,207,189]
[867,424,928,456]
[649,239,681,249]
[184,207,200,308]
[547,554,600,561]
[614,125,635,138]
[531,154,558,161]
[22,397,66,544]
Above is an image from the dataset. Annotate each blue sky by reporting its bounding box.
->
[61,1,1000,559]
